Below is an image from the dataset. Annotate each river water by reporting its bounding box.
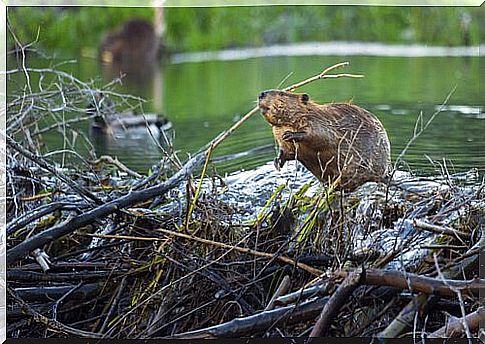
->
[8,43,484,176]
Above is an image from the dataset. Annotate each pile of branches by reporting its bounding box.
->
[5,61,484,339]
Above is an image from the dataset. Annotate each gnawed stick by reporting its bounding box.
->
[274,281,333,307]
[309,269,363,337]
[428,307,484,338]
[410,218,470,240]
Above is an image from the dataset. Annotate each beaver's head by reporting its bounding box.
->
[258,89,310,126]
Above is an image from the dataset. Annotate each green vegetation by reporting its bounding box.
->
[7,6,484,56]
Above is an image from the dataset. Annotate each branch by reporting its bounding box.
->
[310,269,363,337]
[5,134,101,204]
[335,268,484,298]
[8,287,103,338]
[428,307,484,338]
[171,296,330,338]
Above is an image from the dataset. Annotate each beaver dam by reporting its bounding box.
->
[5,62,484,339]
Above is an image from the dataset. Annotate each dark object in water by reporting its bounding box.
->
[99,19,160,64]
[258,89,391,190]
[87,95,170,135]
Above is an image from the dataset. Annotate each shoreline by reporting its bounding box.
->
[171,41,484,64]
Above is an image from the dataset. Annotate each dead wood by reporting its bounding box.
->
[170,295,330,338]
[7,269,127,282]
[265,275,291,311]
[335,268,484,298]
[6,152,206,266]
[427,307,485,338]
[8,288,103,338]
[14,283,102,302]
[309,269,363,337]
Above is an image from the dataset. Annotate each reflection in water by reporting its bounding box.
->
[99,19,160,65]
[92,17,168,169]
[99,17,165,113]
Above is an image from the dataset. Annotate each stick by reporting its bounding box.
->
[265,275,291,311]
[5,134,101,204]
[428,307,485,338]
[335,268,484,298]
[284,62,363,92]
[14,283,101,302]
[171,296,330,338]
[7,269,126,282]
[89,155,142,178]
[8,287,103,338]
[411,218,470,240]
[309,269,363,337]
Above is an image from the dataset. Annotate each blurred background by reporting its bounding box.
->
[6,6,484,175]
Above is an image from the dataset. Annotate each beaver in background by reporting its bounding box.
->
[258,90,391,190]
[99,19,160,64]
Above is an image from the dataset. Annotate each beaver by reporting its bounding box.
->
[99,19,160,64]
[258,90,391,190]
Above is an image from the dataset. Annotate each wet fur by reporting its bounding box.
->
[258,90,391,190]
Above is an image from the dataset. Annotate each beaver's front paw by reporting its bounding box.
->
[282,131,306,142]
[274,152,285,171]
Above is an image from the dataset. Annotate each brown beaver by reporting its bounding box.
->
[258,90,391,190]
[99,19,160,64]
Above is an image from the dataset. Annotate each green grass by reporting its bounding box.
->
[7,6,484,56]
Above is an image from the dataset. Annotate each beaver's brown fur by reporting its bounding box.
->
[258,90,391,190]
[99,19,160,64]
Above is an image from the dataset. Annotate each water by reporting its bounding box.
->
[7,45,484,176]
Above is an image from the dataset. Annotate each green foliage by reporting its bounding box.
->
[7,6,483,56]
[7,7,153,56]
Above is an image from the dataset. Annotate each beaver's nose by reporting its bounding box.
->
[258,91,268,100]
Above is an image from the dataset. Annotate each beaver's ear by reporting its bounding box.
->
[301,93,309,103]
